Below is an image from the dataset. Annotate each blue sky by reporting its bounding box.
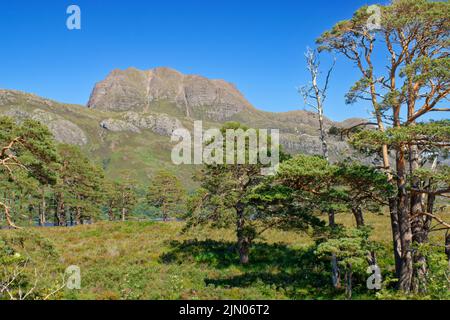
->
[0,0,397,121]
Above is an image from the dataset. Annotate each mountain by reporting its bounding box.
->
[0,67,363,188]
[88,67,255,121]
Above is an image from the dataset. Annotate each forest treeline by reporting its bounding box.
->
[0,117,187,227]
[1,0,449,299]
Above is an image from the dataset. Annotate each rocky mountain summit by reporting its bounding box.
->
[88,67,254,121]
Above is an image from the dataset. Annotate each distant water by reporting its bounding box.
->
[0,218,183,229]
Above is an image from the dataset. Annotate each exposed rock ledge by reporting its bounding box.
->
[4,108,88,146]
[100,111,183,136]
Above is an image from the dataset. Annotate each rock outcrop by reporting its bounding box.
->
[100,111,183,136]
[4,108,88,146]
[100,119,141,134]
[88,67,254,121]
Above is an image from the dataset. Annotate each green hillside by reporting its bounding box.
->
[0,89,356,188]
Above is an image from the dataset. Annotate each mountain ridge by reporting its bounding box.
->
[0,67,365,187]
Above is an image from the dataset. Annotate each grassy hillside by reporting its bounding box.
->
[0,90,357,189]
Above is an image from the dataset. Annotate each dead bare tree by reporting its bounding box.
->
[299,48,341,289]
[299,48,336,162]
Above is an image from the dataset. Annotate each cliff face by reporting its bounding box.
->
[88,67,254,121]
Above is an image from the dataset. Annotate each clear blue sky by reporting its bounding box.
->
[1,0,391,121]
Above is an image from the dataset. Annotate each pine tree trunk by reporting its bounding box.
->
[163,203,168,222]
[396,148,413,292]
[122,207,127,222]
[352,206,365,228]
[38,204,42,226]
[54,198,59,226]
[58,201,66,227]
[39,189,46,226]
[328,210,341,289]
[108,205,114,221]
[238,236,250,265]
[76,207,82,225]
[345,264,353,300]
[236,203,250,265]
[55,193,66,227]
[367,250,378,267]
[409,144,429,293]
[38,191,47,226]
[388,198,403,280]
[411,192,430,293]
[328,210,335,227]
[352,207,380,267]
